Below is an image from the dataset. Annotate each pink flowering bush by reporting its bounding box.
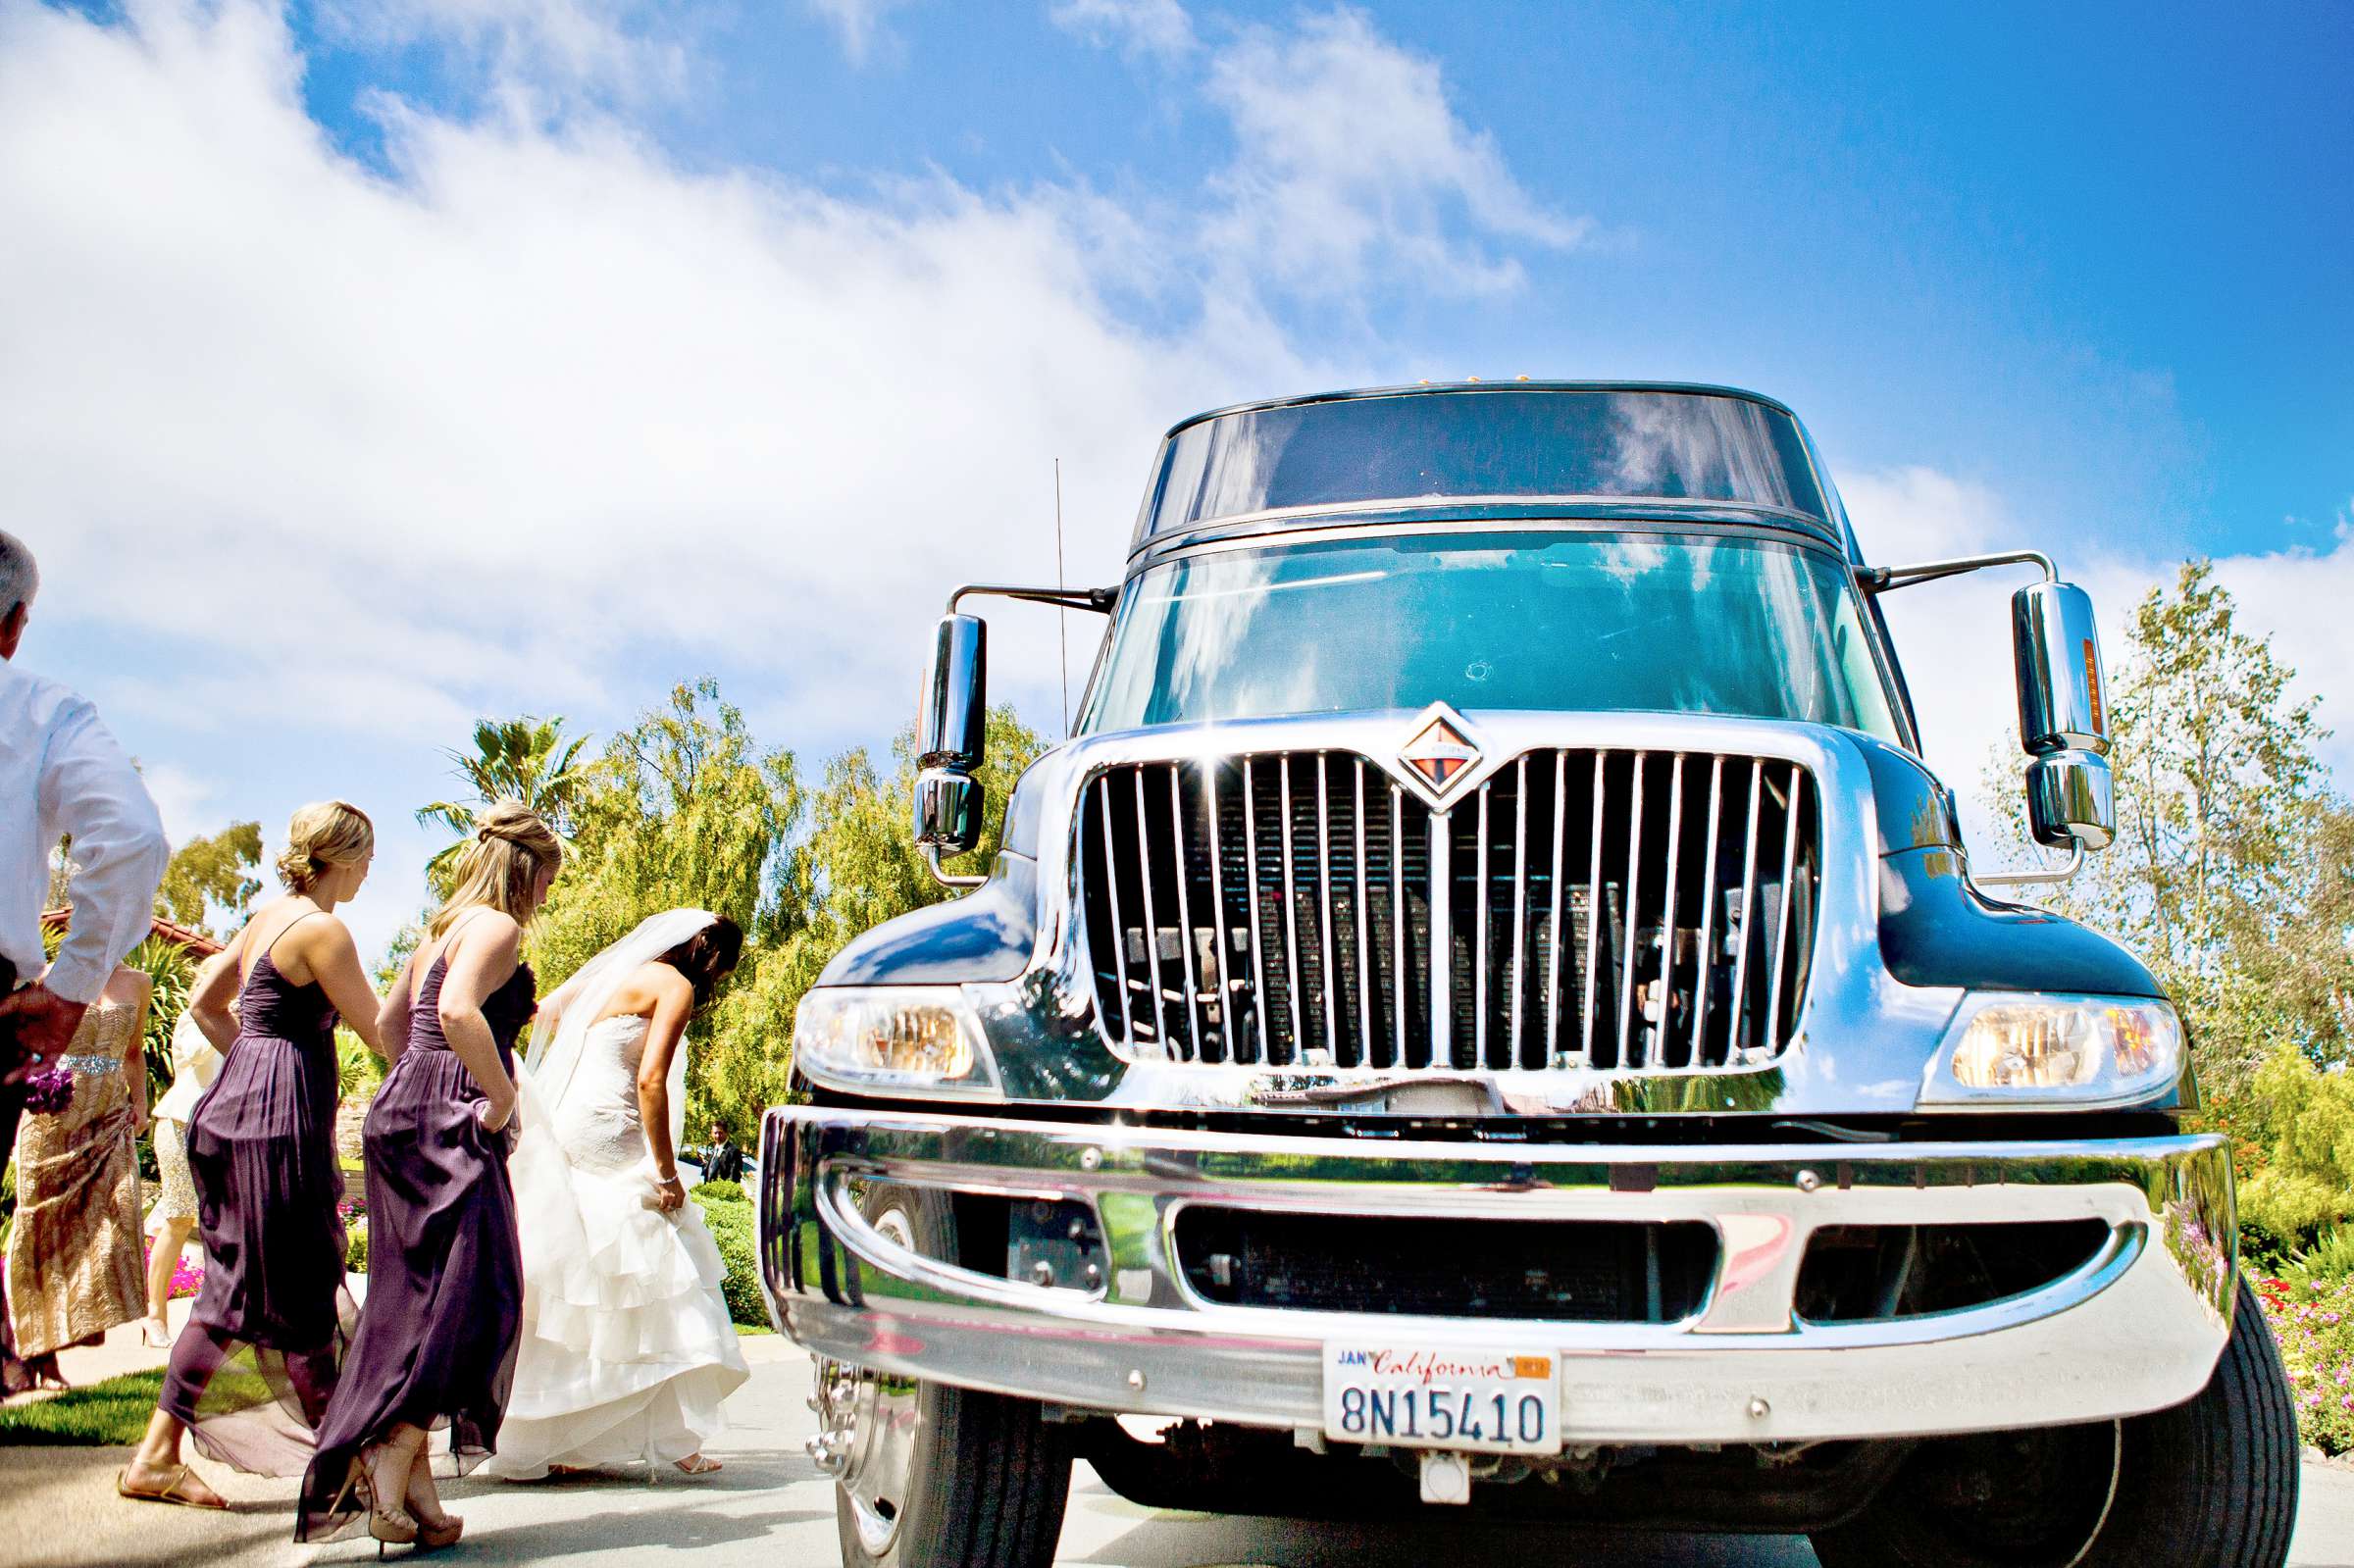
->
[2255,1270,2354,1454]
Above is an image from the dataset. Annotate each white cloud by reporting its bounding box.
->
[1055,4,1594,301]
[1838,464,2030,843]
[0,0,1598,751]
[138,762,221,847]
[804,0,916,65]
[0,1,1310,749]
[324,0,695,106]
[1049,0,1195,62]
[1203,7,1593,299]
[1838,465,2007,565]
[1840,464,2354,867]
[0,0,1591,954]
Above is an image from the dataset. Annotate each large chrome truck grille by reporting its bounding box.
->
[1077,747,1819,1073]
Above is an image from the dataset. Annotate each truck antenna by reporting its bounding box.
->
[1054,457,1070,737]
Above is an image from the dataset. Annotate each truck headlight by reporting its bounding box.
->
[1920,993,2182,1109]
[793,986,1001,1098]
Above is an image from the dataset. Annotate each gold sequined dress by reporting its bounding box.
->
[5,995,145,1359]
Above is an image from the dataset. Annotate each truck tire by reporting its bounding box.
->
[820,1184,1072,1568]
[1811,1277,2299,1568]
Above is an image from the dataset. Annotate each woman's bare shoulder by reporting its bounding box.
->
[613,961,691,1009]
[240,892,306,940]
[282,906,364,969]
[452,909,524,960]
[640,961,691,996]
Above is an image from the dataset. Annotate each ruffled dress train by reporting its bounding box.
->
[486,1014,747,1478]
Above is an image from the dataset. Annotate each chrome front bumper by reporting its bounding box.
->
[757,1107,2235,1445]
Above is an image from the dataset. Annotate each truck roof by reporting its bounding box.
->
[1158,379,1806,440]
[1133,381,1841,558]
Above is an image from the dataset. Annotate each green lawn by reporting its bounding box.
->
[0,1369,163,1446]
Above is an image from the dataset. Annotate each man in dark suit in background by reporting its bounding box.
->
[691,1119,745,1185]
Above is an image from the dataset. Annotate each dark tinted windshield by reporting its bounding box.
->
[1081,531,1901,739]
[1136,389,1826,543]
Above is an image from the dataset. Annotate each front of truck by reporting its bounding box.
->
[761,385,2293,1568]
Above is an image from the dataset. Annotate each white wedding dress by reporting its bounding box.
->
[487,1012,749,1478]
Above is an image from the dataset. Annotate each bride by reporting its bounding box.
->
[488,909,750,1480]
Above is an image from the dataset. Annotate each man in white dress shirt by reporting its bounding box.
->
[0,530,169,1388]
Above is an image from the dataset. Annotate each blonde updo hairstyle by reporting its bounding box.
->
[428,800,563,938]
[276,800,376,894]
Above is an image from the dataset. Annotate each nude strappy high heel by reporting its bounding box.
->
[412,1515,464,1552]
[370,1505,419,1555]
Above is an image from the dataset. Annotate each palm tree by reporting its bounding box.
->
[418,716,601,892]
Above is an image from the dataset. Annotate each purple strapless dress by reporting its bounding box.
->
[158,948,350,1476]
[297,949,534,1540]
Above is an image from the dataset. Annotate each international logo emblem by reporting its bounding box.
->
[1400,708,1480,796]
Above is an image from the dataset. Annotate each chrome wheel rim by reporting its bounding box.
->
[814,1207,924,1557]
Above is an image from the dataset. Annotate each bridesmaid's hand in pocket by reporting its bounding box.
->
[475,1092,519,1148]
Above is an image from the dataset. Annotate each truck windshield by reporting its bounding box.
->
[1080,530,1904,740]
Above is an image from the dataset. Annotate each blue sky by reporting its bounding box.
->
[276,0,2350,540]
[7,0,2349,960]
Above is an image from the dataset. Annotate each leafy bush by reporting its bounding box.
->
[345,1220,369,1274]
[122,935,195,1111]
[2231,1049,2354,1263]
[692,1178,744,1203]
[692,1191,765,1327]
[336,1027,384,1102]
[2254,1270,2354,1454]
[2286,1226,2354,1288]
[2241,1170,2351,1269]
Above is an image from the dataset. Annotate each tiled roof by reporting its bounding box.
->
[40,906,228,959]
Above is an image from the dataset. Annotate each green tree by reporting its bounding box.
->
[526,682,807,1131]
[417,716,601,893]
[531,681,806,978]
[153,821,263,935]
[2232,1047,2354,1257]
[1987,560,2354,1087]
[451,682,1045,1145]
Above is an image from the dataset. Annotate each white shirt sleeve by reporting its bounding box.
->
[38,696,169,1003]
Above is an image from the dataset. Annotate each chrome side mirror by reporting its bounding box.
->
[2011,582,2115,850]
[2012,582,2109,753]
[2026,750,2115,850]
[913,769,985,854]
[919,613,986,772]
[915,614,987,857]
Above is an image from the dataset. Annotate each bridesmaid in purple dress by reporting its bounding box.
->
[121,802,387,1510]
[299,802,562,1549]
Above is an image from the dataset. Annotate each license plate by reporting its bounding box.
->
[1321,1342,1560,1454]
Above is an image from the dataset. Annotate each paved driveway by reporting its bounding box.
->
[6,1336,2351,1567]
